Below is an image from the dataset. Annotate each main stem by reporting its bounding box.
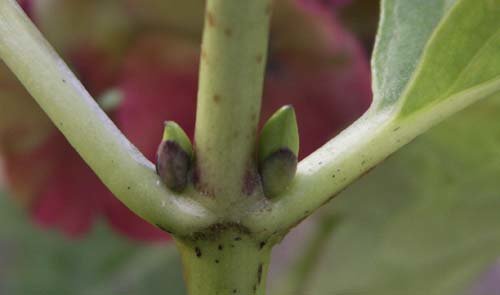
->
[194,0,272,210]
[179,1,274,294]
[176,230,273,295]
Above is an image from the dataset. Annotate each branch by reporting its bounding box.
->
[194,0,272,209]
[245,77,500,235]
[0,0,216,234]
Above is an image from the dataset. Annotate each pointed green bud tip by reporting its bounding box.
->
[156,121,193,192]
[258,105,299,197]
[258,105,299,163]
[162,121,193,158]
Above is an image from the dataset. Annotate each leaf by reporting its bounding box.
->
[371,0,455,109]
[371,0,500,115]
[298,95,500,294]
[274,0,500,236]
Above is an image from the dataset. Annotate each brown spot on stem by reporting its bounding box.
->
[213,94,221,103]
[192,157,216,198]
[195,247,202,257]
[224,28,233,37]
[207,11,216,27]
[257,264,263,284]
[242,167,261,195]
[256,54,263,64]
[265,3,272,15]
[201,49,208,62]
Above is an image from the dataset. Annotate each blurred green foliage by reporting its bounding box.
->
[298,96,500,294]
[0,192,186,295]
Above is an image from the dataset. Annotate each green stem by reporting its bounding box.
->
[176,229,272,295]
[194,0,272,210]
[0,0,216,234]
[245,75,500,236]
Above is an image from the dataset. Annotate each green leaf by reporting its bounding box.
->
[372,0,500,114]
[0,193,186,295]
[371,0,456,110]
[297,95,500,294]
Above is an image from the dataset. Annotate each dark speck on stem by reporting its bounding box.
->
[257,264,263,284]
[195,247,202,258]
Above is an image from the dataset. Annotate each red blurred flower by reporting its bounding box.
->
[0,0,371,241]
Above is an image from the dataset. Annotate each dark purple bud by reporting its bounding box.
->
[260,148,298,198]
[156,122,192,192]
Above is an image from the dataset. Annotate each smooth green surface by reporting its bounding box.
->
[400,0,500,115]
[258,105,299,163]
[0,192,186,295]
[371,0,456,110]
[194,0,272,209]
[299,96,500,294]
[372,0,500,114]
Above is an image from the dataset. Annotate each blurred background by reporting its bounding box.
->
[1,0,500,294]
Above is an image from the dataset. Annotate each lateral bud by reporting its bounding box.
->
[258,105,299,197]
[156,121,193,192]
